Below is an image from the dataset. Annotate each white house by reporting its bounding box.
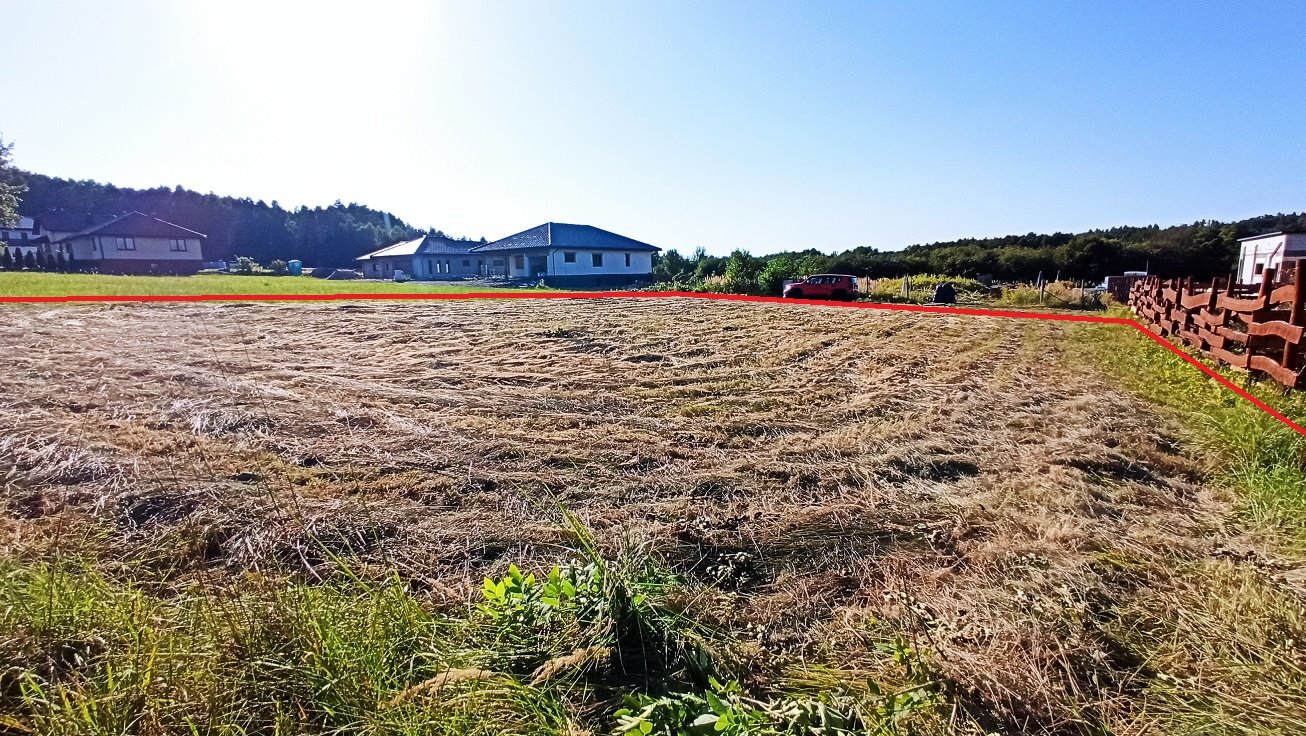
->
[33,211,206,274]
[1,216,37,258]
[469,222,659,287]
[1237,231,1306,284]
[356,233,498,280]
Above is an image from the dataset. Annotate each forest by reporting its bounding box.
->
[8,168,1306,281]
[13,171,455,267]
[653,214,1306,290]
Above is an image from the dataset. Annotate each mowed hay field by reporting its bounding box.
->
[1,298,1304,735]
[0,272,525,297]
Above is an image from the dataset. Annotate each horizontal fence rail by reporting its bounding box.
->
[1129,267,1306,390]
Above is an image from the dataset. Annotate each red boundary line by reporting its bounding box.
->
[5,289,1304,438]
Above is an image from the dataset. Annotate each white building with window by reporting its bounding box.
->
[469,222,659,287]
[0,216,37,258]
[32,211,205,274]
[1237,231,1306,284]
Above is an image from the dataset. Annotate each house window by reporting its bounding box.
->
[514,255,525,269]
[625,253,632,268]
[1255,263,1265,275]
[169,239,187,252]
[592,252,603,267]
[463,259,470,267]
[115,237,136,251]
[564,251,577,263]
[493,259,505,267]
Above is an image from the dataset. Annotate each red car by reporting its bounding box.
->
[782,274,860,301]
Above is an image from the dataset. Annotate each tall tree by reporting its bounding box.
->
[0,136,24,226]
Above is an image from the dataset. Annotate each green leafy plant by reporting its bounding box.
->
[479,560,605,627]
[613,678,871,736]
[614,679,774,735]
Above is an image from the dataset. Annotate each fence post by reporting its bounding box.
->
[1284,275,1305,371]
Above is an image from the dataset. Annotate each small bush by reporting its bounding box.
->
[269,259,289,275]
[998,281,1103,310]
[862,274,986,303]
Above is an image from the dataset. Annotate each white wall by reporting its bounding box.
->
[546,250,653,276]
[1238,234,1306,284]
[492,249,655,278]
[506,252,535,278]
[71,235,204,261]
[0,226,34,242]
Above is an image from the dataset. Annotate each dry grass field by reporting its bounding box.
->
[1,297,1303,735]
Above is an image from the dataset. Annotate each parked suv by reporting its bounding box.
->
[782,274,859,301]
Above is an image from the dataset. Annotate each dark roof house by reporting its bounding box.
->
[356,233,480,260]
[0,216,36,251]
[356,233,488,280]
[469,222,660,287]
[470,223,659,253]
[44,212,206,243]
[33,211,207,275]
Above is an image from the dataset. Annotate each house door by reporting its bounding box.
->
[529,255,547,278]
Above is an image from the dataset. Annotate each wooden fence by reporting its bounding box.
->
[1128,266,1306,390]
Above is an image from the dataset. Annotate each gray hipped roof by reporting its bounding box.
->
[357,234,480,260]
[470,223,660,253]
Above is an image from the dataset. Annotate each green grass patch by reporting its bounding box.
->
[0,487,966,736]
[0,272,545,297]
[0,558,950,735]
[1072,314,1306,550]
[1105,558,1306,736]
[1069,314,1306,734]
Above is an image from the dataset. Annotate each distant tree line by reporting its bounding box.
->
[7,162,1303,284]
[12,172,480,268]
[654,213,1306,293]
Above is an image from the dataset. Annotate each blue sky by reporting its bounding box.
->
[5,1,1304,255]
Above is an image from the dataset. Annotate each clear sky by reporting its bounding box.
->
[6,1,1305,255]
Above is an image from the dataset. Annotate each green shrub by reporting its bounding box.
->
[998,281,1103,310]
[862,274,986,303]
